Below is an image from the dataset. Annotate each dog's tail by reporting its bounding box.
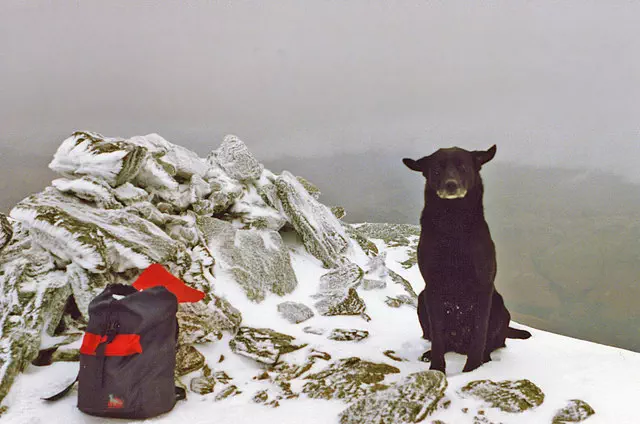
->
[507,327,532,339]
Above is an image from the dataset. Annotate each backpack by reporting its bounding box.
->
[45,283,186,419]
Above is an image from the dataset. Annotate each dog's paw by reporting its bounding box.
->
[462,359,482,373]
[419,350,432,363]
[429,361,446,373]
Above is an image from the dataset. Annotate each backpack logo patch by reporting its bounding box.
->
[108,394,124,409]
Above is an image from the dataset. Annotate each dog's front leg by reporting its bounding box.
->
[426,289,447,373]
[463,289,493,372]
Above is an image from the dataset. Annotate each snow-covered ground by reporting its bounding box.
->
[2,238,639,424]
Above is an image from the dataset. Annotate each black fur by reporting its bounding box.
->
[403,145,530,373]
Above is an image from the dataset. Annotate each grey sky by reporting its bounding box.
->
[1,0,639,180]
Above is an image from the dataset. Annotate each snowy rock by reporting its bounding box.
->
[0,213,12,252]
[344,224,379,257]
[274,171,349,268]
[66,262,111,319]
[52,176,121,209]
[215,384,242,401]
[296,175,321,200]
[302,357,400,402]
[354,223,420,247]
[190,368,233,395]
[230,185,287,231]
[327,329,369,342]
[303,326,326,336]
[128,133,209,179]
[385,295,418,309]
[199,217,297,302]
[177,299,242,345]
[313,262,367,317]
[11,188,180,273]
[113,183,151,205]
[459,379,545,413]
[338,370,447,424]
[49,131,148,187]
[229,327,307,365]
[365,251,389,279]
[331,206,346,220]
[552,399,595,423]
[0,226,71,404]
[361,279,387,290]
[214,135,263,182]
[389,269,418,299]
[176,344,206,376]
[277,301,314,324]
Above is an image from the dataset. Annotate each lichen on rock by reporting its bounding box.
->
[229,327,307,365]
[177,298,241,345]
[552,399,595,423]
[176,344,206,376]
[302,357,400,402]
[327,329,369,342]
[460,379,545,413]
[214,135,264,182]
[338,370,447,424]
[313,262,367,317]
[354,223,420,247]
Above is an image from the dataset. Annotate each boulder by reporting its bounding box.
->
[177,298,241,345]
[313,262,367,317]
[0,226,71,404]
[277,301,314,324]
[339,371,448,424]
[214,135,264,182]
[176,344,206,376]
[0,213,12,252]
[48,131,147,187]
[274,171,349,268]
[52,176,121,209]
[303,357,399,402]
[459,379,545,413]
[229,327,307,365]
[552,399,595,423]
[198,217,297,302]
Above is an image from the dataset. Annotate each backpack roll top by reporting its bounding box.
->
[78,283,179,419]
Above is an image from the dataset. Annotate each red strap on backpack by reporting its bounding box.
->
[80,333,143,356]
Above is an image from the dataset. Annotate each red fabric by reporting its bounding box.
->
[80,333,143,356]
[132,263,205,303]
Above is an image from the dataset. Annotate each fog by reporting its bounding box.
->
[1,1,639,351]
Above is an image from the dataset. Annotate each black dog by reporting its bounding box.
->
[403,145,530,373]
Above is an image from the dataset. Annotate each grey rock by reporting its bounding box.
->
[303,326,326,336]
[339,370,448,424]
[277,301,314,324]
[275,171,349,268]
[385,295,418,309]
[354,223,420,247]
[0,213,13,253]
[229,327,307,365]
[303,357,400,402]
[176,344,206,376]
[177,299,242,345]
[362,279,387,290]
[552,399,595,423]
[459,379,545,413]
[198,217,297,302]
[328,329,369,342]
[215,135,264,182]
[313,262,367,317]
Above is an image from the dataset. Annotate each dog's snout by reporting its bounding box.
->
[445,181,458,193]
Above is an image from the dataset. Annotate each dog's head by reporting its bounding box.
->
[403,145,496,199]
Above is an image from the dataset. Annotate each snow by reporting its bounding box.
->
[2,239,639,424]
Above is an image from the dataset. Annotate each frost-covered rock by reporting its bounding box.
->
[215,384,242,401]
[229,327,307,365]
[313,262,367,317]
[277,301,314,324]
[214,135,264,182]
[362,279,387,290]
[65,262,111,319]
[459,379,545,413]
[274,171,349,268]
[176,344,206,376]
[11,188,180,273]
[296,176,321,200]
[327,329,369,342]
[230,185,287,231]
[128,133,209,179]
[199,217,297,302]
[365,251,389,279]
[0,225,71,404]
[177,298,242,345]
[344,224,379,257]
[189,367,233,395]
[302,357,399,402]
[385,295,418,309]
[52,176,121,209]
[355,223,420,247]
[113,183,151,205]
[552,399,595,423]
[0,213,12,252]
[338,371,447,424]
[389,269,418,299]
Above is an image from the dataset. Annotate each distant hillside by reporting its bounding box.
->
[265,152,640,352]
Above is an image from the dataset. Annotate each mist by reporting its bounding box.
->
[1,1,639,351]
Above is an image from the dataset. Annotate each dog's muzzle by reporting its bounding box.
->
[437,180,467,199]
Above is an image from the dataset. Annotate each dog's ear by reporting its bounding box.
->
[473,145,497,167]
[402,158,423,172]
